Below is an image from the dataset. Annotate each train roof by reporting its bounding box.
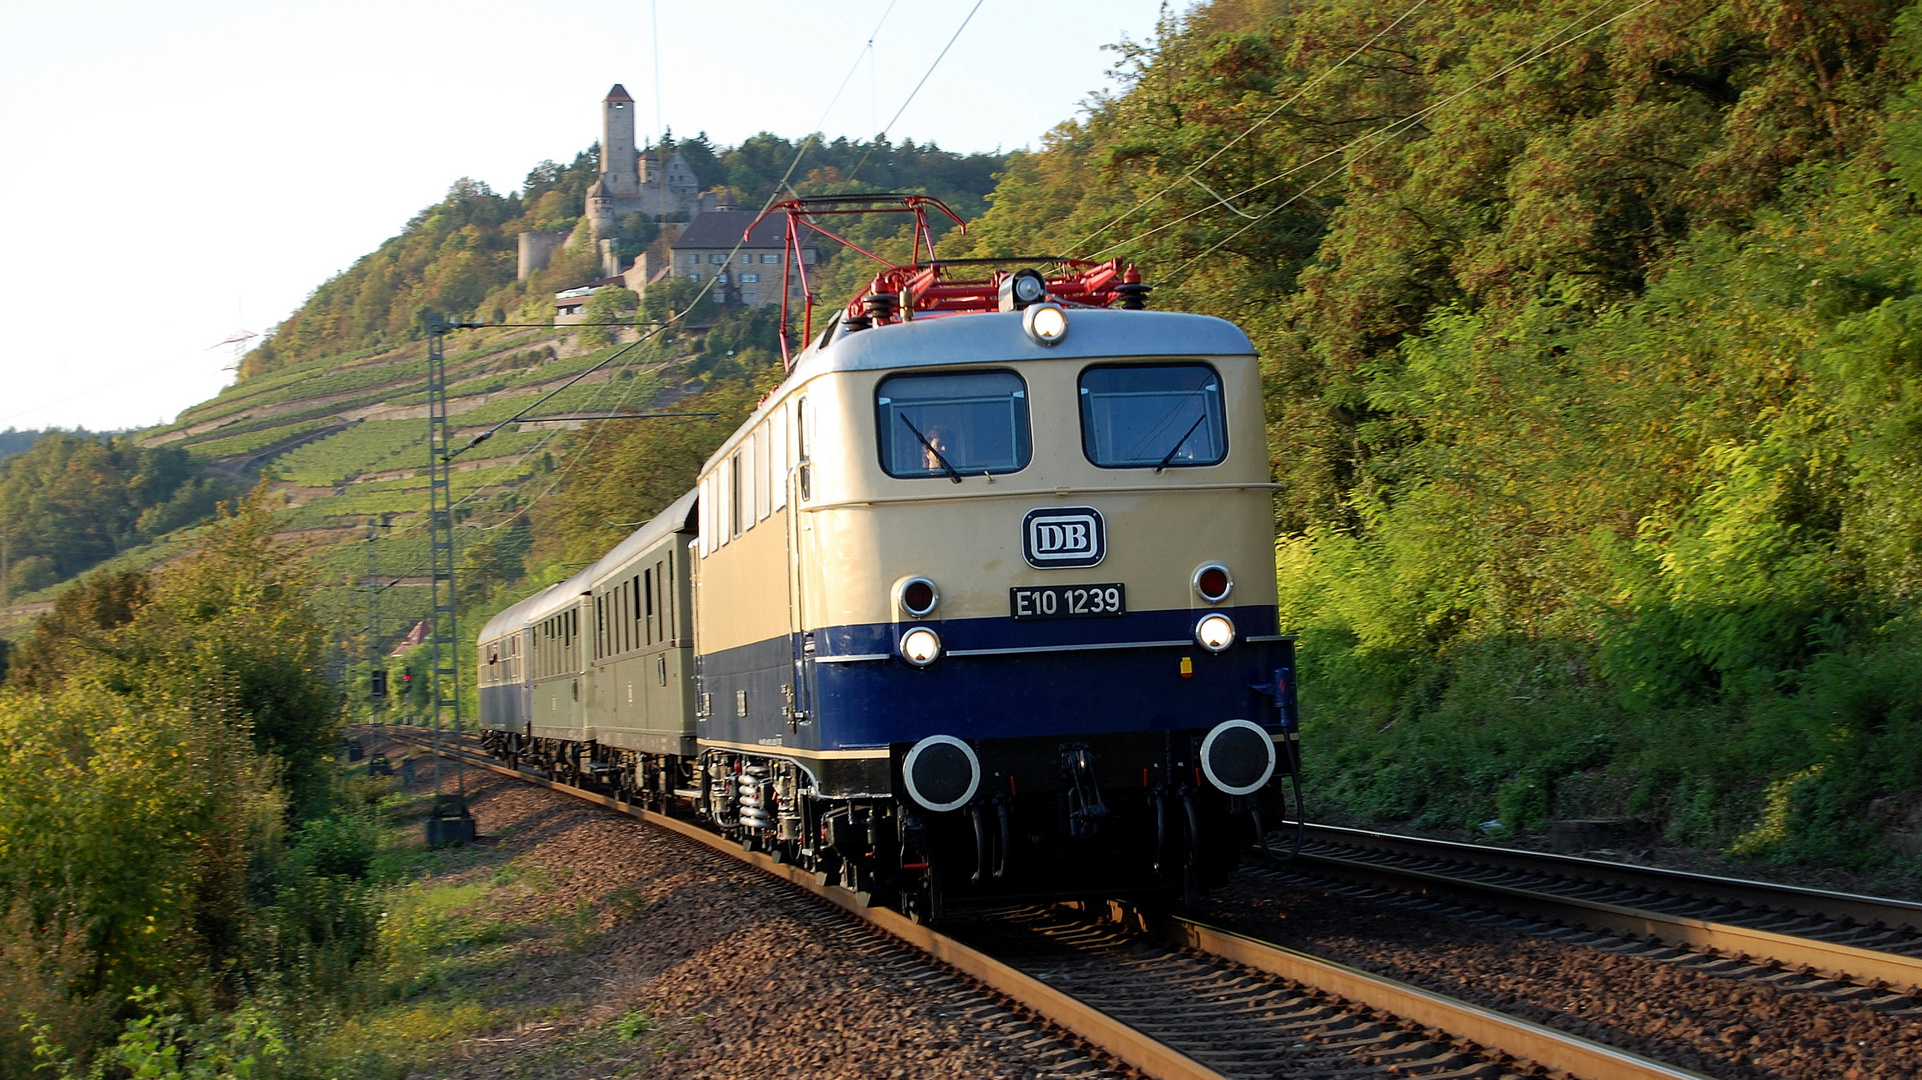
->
[475,488,698,641]
[579,486,700,584]
[701,307,1255,475]
[476,580,562,644]
[795,307,1253,378]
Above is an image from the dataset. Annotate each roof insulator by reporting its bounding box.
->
[1117,265,1152,310]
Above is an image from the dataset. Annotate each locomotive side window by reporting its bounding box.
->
[755,423,771,520]
[770,405,789,510]
[875,370,1031,479]
[698,477,712,556]
[796,398,812,501]
[731,450,746,537]
[1078,363,1227,469]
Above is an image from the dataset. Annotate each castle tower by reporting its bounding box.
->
[600,84,641,198]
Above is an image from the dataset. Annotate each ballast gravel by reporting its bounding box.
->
[1202,873,1922,1080]
[368,737,1121,1080]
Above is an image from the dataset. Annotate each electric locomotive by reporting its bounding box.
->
[478,196,1298,919]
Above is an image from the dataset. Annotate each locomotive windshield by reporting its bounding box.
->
[1078,363,1227,469]
[875,371,1032,479]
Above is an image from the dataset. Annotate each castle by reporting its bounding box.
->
[527,84,817,314]
[585,85,702,232]
[516,84,706,281]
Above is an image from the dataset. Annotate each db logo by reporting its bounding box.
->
[1022,507,1106,568]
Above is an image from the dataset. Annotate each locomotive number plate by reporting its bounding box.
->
[1010,583,1126,621]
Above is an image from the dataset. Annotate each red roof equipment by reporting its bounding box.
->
[745,194,1150,367]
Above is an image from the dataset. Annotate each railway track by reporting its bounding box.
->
[1272,824,1922,998]
[365,727,1712,1080]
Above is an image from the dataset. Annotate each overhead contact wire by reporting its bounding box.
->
[1106,0,1656,271]
[846,0,986,184]
[369,2,979,590]
[392,0,927,553]
[1071,0,1434,252]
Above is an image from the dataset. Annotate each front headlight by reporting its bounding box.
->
[900,626,943,666]
[1195,613,1236,653]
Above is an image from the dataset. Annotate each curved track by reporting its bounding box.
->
[368,727,1714,1080]
[1276,824,1922,994]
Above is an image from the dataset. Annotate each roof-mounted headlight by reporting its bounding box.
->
[1023,303,1068,346]
[999,268,1048,311]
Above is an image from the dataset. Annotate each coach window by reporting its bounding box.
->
[1078,363,1227,469]
[875,371,1031,479]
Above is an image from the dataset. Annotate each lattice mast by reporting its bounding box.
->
[366,522,380,726]
[424,316,470,834]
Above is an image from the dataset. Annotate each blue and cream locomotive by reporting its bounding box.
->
[478,198,1297,917]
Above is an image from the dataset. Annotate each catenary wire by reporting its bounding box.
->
[846,0,986,184]
[1093,0,1653,268]
[1089,0,1628,261]
[363,0,938,574]
[1070,0,1433,252]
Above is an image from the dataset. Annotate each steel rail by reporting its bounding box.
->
[1124,908,1708,1080]
[372,729,1226,1080]
[373,727,1717,1080]
[1296,849,1922,994]
[1293,825,1922,992]
[1305,823,1922,932]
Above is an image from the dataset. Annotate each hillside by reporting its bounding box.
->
[953,0,1922,872]
[246,134,1003,376]
[0,130,1007,716]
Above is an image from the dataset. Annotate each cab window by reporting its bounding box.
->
[875,371,1031,479]
[1079,363,1226,469]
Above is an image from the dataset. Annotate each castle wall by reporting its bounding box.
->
[518,231,569,280]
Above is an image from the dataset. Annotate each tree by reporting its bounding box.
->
[577,287,639,348]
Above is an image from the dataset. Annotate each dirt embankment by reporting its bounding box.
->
[367,736,1119,1080]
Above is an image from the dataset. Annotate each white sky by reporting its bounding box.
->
[0,0,1170,432]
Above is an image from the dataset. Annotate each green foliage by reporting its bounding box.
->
[532,371,776,566]
[576,288,639,349]
[612,1008,651,1040]
[249,179,524,375]
[245,131,1006,375]
[271,421,427,487]
[0,487,347,1077]
[0,428,126,464]
[0,433,236,592]
[33,988,289,1080]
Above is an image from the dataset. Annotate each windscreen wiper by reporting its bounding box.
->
[899,414,964,483]
[1155,413,1208,473]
